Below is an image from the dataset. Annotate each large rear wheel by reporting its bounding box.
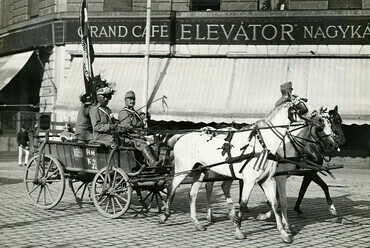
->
[92,167,132,218]
[23,154,65,209]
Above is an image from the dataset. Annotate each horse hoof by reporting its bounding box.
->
[158,214,167,224]
[256,213,268,221]
[207,214,215,223]
[329,205,337,216]
[195,224,206,231]
[281,235,293,244]
[234,230,246,240]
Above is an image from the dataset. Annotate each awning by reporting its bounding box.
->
[0,51,34,91]
[56,56,370,125]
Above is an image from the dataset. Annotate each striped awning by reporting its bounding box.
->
[0,51,34,91]
[56,56,370,125]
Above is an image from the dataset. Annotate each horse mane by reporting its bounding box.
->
[265,103,287,122]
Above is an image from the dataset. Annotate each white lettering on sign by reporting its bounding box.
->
[86,148,96,156]
[87,157,97,170]
[181,24,192,40]
[73,147,83,158]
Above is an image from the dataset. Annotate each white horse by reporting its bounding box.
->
[159,98,312,243]
[205,106,338,235]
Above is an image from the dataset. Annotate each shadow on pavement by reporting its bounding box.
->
[0,177,23,185]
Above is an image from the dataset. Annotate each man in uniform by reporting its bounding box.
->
[275,81,294,107]
[118,91,162,167]
[75,94,93,143]
[90,87,117,146]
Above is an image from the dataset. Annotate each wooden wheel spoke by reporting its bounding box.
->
[44,159,53,177]
[44,185,47,205]
[115,194,128,203]
[113,177,125,190]
[28,184,40,195]
[105,197,110,212]
[45,184,55,203]
[114,197,124,211]
[46,169,59,180]
[111,198,116,214]
[158,191,164,201]
[98,195,108,206]
[36,186,43,203]
[112,171,117,189]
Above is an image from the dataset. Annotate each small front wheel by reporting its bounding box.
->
[92,167,132,218]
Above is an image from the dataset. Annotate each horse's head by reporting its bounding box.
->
[327,105,346,146]
[307,111,338,152]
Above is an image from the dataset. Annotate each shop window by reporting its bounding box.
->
[1,111,17,133]
[328,0,362,9]
[191,0,220,11]
[28,0,39,18]
[104,0,132,11]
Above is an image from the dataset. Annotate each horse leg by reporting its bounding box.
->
[311,173,337,216]
[205,181,216,222]
[261,178,292,243]
[256,182,273,221]
[233,178,255,240]
[158,173,188,224]
[190,171,206,231]
[275,176,291,234]
[221,180,236,222]
[294,175,312,217]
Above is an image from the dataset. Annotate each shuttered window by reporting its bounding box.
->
[104,0,132,11]
[191,0,221,11]
[328,0,362,9]
[28,0,39,17]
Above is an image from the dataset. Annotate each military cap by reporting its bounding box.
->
[125,91,136,99]
[280,81,293,91]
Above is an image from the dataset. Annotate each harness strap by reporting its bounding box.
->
[266,121,285,141]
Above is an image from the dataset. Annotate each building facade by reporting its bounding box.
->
[0,0,369,155]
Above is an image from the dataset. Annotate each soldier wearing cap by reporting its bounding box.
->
[89,87,117,146]
[118,91,163,167]
[75,93,93,143]
[275,81,293,107]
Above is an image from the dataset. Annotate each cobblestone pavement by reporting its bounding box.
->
[0,160,369,248]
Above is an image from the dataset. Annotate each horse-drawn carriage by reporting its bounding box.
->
[23,97,345,244]
[24,129,174,218]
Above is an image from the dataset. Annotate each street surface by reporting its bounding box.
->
[0,159,369,248]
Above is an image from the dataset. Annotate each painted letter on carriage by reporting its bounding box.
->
[85,148,98,170]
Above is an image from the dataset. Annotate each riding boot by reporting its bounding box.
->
[142,146,163,167]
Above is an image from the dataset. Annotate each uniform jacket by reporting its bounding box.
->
[90,104,116,135]
[118,107,144,130]
[75,105,93,136]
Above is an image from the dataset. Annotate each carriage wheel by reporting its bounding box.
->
[24,154,65,209]
[140,183,168,213]
[68,179,93,206]
[91,167,132,218]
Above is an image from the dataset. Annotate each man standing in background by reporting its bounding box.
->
[17,126,30,167]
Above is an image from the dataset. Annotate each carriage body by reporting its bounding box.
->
[44,141,136,174]
[24,132,174,217]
